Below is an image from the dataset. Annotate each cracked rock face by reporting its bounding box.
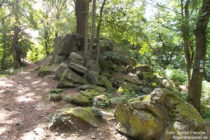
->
[114,88,206,140]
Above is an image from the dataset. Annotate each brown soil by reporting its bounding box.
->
[0,62,128,140]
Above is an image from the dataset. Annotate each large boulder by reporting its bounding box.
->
[86,70,101,85]
[56,78,77,88]
[93,95,110,108]
[38,64,59,77]
[69,62,88,75]
[49,107,102,130]
[114,88,207,140]
[56,69,87,88]
[56,34,83,57]
[64,94,92,106]
[53,34,84,64]
[68,52,84,65]
[55,63,68,80]
[77,84,106,92]
[64,89,107,106]
[63,69,88,84]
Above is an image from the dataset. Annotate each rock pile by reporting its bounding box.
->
[115,88,207,140]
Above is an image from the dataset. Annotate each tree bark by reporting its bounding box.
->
[89,0,96,59]
[75,0,87,38]
[12,0,22,68]
[12,25,21,68]
[96,0,107,63]
[188,0,210,111]
[180,0,192,87]
[84,0,90,67]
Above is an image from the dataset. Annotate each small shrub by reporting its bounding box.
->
[172,90,187,101]
[201,81,210,105]
[166,68,186,84]
[200,105,210,124]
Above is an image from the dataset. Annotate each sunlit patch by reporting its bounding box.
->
[0,127,7,135]
[19,124,48,140]
[25,76,32,80]
[41,82,49,86]
[0,110,10,122]
[32,80,41,84]
[16,95,35,103]
[0,81,14,87]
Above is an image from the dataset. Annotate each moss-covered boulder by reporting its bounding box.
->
[115,100,164,140]
[62,69,88,84]
[114,88,207,140]
[64,94,92,106]
[93,95,110,108]
[64,89,107,106]
[80,89,104,98]
[49,107,102,130]
[49,88,63,94]
[49,94,62,102]
[38,64,59,77]
[99,75,113,90]
[86,70,101,85]
[117,81,139,94]
[69,62,88,74]
[44,91,63,102]
[55,63,68,80]
[77,84,106,92]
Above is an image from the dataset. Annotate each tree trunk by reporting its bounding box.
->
[89,0,96,59]
[96,0,107,63]
[12,25,21,68]
[44,28,50,56]
[84,0,90,67]
[180,0,192,88]
[75,0,87,39]
[12,0,22,68]
[188,0,210,111]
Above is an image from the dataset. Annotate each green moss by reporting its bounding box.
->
[99,76,113,90]
[38,65,54,77]
[151,82,157,87]
[129,110,163,138]
[129,97,141,103]
[64,107,102,127]
[80,89,104,98]
[200,105,210,124]
[50,107,102,129]
[64,94,92,106]
[49,94,62,102]
[176,102,205,124]
[142,72,156,80]
[49,88,63,94]
[93,95,110,108]
[142,95,151,102]
[117,81,138,94]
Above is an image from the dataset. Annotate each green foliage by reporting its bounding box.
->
[0,67,24,76]
[200,105,210,124]
[172,90,187,101]
[165,67,187,84]
[49,88,63,94]
[27,44,47,62]
[201,81,210,105]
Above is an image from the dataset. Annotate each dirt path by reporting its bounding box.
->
[0,63,128,140]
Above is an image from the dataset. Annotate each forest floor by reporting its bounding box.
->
[0,61,209,140]
[0,61,128,140]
